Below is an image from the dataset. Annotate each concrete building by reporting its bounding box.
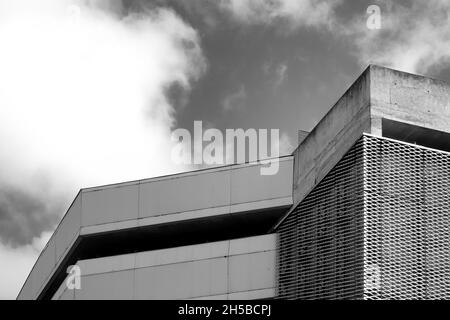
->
[18,65,450,300]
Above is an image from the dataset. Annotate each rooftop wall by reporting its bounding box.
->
[370,65,450,135]
[291,66,372,208]
[290,65,450,212]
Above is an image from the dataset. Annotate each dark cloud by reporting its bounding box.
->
[0,187,63,247]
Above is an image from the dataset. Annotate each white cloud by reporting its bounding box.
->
[341,0,450,74]
[222,85,247,112]
[0,0,205,195]
[219,0,341,31]
[0,0,205,298]
[274,63,288,87]
[314,0,450,75]
[219,0,450,74]
[264,61,288,88]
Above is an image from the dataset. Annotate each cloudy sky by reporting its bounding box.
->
[1,0,450,299]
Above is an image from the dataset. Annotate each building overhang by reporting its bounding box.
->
[18,156,294,300]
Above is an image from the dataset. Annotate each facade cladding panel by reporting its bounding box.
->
[277,134,450,300]
[363,134,450,300]
[277,137,365,299]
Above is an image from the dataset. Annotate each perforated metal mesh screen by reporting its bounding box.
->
[277,134,450,300]
[363,135,450,299]
[277,138,365,299]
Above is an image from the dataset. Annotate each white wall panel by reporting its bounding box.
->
[77,253,135,276]
[228,288,275,300]
[228,251,276,293]
[55,193,81,263]
[33,237,56,295]
[136,241,229,268]
[139,170,230,218]
[82,184,139,227]
[68,235,277,300]
[135,258,228,300]
[229,234,277,256]
[75,270,134,300]
[17,274,35,300]
[58,288,75,300]
[230,159,293,206]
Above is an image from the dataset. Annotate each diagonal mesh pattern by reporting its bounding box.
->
[363,135,450,299]
[276,139,365,299]
[277,134,450,300]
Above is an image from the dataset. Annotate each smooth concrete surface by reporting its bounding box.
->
[52,234,277,300]
[81,157,292,231]
[291,66,372,209]
[75,270,135,300]
[370,65,450,136]
[53,285,74,300]
[134,257,229,300]
[289,65,450,217]
[228,251,276,293]
[18,158,291,300]
[189,288,275,300]
[32,236,56,296]
[139,170,230,218]
[82,183,139,227]
[54,193,81,263]
[19,193,81,300]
